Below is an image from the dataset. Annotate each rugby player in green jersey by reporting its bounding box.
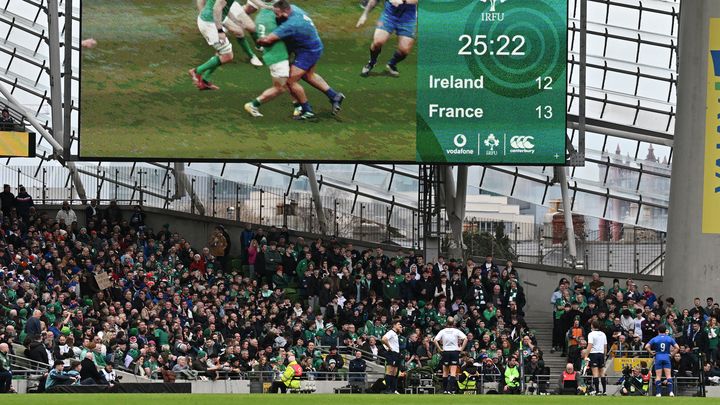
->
[190,0,264,90]
[243,2,292,116]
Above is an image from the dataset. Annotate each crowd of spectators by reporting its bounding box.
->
[0,184,541,393]
[1,179,718,395]
[551,274,720,386]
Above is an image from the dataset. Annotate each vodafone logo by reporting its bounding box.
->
[509,136,535,154]
[446,134,474,156]
[453,134,467,148]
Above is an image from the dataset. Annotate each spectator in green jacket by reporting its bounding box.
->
[272,266,290,289]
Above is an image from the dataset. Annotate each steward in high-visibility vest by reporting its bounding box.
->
[270,354,302,393]
[502,357,521,394]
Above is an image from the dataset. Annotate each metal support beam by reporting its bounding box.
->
[302,163,328,235]
[66,162,88,203]
[47,0,64,149]
[577,0,587,165]
[173,163,205,216]
[567,117,674,147]
[556,167,577,265]
[442,166,467,259]
[63,0,73,160]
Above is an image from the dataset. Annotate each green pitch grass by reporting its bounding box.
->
[81,0,417,161]
[0,394,712,405]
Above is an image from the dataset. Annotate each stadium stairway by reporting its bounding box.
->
[527,311,566,376]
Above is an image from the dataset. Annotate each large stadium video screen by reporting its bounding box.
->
[80,0,567,163]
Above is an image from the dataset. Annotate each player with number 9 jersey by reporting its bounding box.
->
[646,325,679,397]
[648,334,677,370]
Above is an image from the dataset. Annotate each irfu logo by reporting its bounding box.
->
[481,0,508,12]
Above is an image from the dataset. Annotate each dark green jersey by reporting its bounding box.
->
[255,9,289,65]
[200,0,236,23]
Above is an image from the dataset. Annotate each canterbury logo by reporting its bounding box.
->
[510,136,534,149]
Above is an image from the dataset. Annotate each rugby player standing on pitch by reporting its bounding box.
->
[433,316,467,394]
[587,320,608,395]
[381,320,403,394]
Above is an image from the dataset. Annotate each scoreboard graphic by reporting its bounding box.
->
[79,0,567,163]
[416,0,568,164]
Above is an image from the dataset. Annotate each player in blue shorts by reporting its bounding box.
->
[256,0,345,119]
[356,0,417,77]
[645,325,679,397]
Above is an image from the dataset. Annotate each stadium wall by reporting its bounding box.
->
[10,379,351,394]
[36,205,403,257]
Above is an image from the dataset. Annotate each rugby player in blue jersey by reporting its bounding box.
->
[256,0,345,119]
[645,325,680,397]
[356,0,417,77]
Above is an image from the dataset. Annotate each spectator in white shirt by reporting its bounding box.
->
[56,201,78,225]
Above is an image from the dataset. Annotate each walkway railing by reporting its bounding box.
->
[464,217,665,275]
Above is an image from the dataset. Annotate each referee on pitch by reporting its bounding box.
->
[381,320,403,394]
[433,317,468,394]
[587,320,608,395]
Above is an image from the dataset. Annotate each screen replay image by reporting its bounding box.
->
[80,0,566,163]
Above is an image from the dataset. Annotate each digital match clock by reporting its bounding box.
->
[416,0,568,164]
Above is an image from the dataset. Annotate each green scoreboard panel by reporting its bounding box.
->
[416,0,568,164]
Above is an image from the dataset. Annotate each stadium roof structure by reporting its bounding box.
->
[0,0,679,250]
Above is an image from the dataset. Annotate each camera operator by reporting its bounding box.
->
[620,365,646,396]
[457,355,480,392]
[524,353,550,395]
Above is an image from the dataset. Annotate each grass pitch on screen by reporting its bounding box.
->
[81,0,416,161]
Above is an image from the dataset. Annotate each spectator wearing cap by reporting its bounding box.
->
[272,265,289,289]
[191,351,210,379]
[324,345,344,370]
[46,360,78,390]
[322,357,339,381]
